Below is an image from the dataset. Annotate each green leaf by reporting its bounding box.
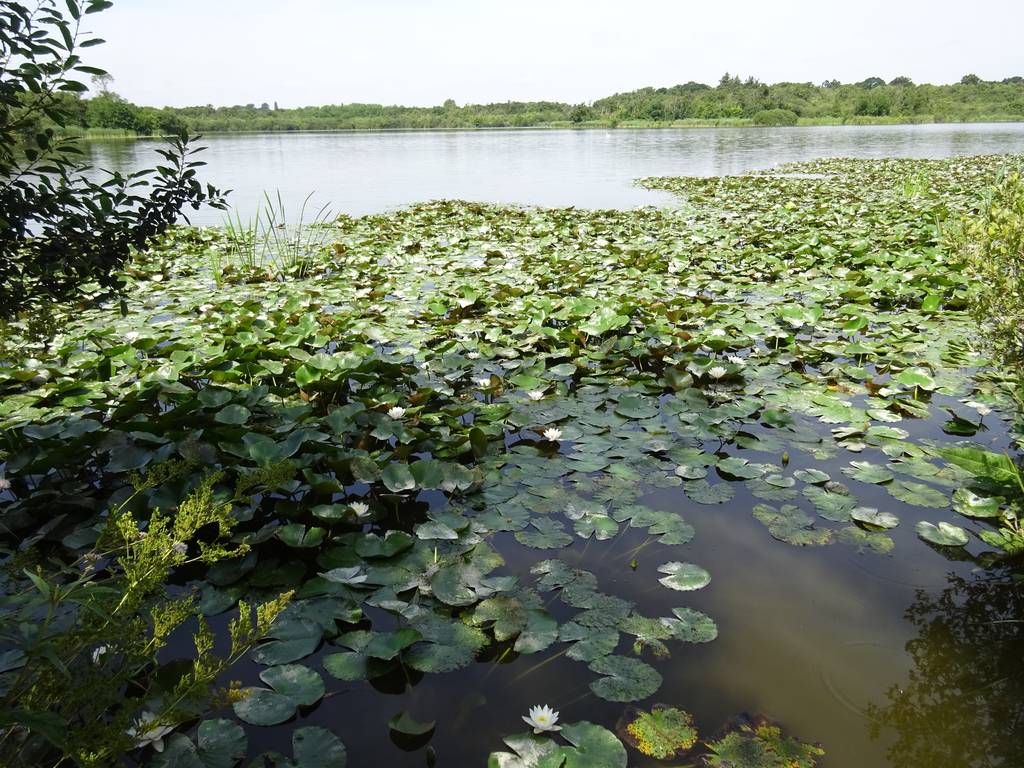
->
[916,520,970,547]
[549,721,628,768]
[388,712,436,736]
[941,446,1021,485]
[292,726,348,768]
[587,655,662,702]
[888,480,948,508]
[849,507,899,529]
[233,664,324,726]
[488,733,560,768]
[620,705,698,760]
[656,562,711,591]
[664,607,718,643]
[952,488,1004,518]
[251,619,322,665]
[381,463,416,492]
[214,404,251,425]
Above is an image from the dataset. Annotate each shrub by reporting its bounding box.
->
[956,169,1024,369]
[0,0,226,318]
[752,108,798,126]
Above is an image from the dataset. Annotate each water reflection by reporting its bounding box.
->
[867,568,1024,768]
[83,123,1024,222]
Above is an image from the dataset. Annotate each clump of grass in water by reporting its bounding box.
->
[218,191,334,281]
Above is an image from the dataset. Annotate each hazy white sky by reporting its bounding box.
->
[84,0,1024,108]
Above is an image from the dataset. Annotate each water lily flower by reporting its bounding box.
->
[709,328,727,337]
[476,377,493,387]
[708,366,727,380]
[523,705,562,734]
[727,355,746,366]
[526,390,545,401]
[350,502,371,518]
[91,645,110,664]
[388,406,406,419]
[966,400,992,416]
[0,477,10,492]
[543,428,563,442]
[127,712,175,752]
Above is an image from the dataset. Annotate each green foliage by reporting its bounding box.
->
[619,705,698,759]
[40,74,1024,135]
[0,468,291,766]
[704,718,824,767]
[753,109,798,126]
[953,168,1024,370]
[0,0,225,316]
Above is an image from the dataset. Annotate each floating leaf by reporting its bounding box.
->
[656,562,711,592]
[588,655,662,702]
[916,520,970,547]
[618,705,698,760]
[849,507,899,530]
[234,664,324,726]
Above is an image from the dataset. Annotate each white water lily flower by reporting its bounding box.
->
[0,477,10,492]
[477,377,493,387]
[124,331,140,343]
[91,645,110,664]
[708,366,728,380]
[350,502,371,518]
[387,406,406,419]
[709,328,727,337]
[466,351,481,360]
[543,428,563,442]
[526,390,545,401]
[127,712,175,752]
[727,355,746,366]
[522,705,562,734]
[965,400,992,416]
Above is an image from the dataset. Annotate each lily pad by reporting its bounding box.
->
[916,520,970,547]
[588,655,662,702]
[618,704,698,760]
[656,562,711,592]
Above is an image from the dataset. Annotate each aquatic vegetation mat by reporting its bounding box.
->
[1,154,1023,765]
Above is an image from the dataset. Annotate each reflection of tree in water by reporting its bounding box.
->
[867,569,1024,768]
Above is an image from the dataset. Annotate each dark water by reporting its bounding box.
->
[84,123,1024,223]
[214,400,1021,768]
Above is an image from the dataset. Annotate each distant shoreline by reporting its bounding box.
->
[70,116,1024,141]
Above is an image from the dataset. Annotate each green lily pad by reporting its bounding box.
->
[588,655,662,702]
[656,562,711,592]
[233,664,325,726]
[916,520,970,547]
[618,705,698,760]
[849,507,900,530]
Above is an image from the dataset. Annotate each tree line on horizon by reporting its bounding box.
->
[34,73,1024,134]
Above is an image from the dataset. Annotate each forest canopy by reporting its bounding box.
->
[40,73,1024,134]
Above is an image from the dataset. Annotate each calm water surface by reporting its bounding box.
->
[86,123,1024,223]
[124,126,1024,767]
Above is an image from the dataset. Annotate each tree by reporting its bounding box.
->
[960,73,982,85]
[90,72,114,94]
[0,0,226,316]
[857,76,886,89]
[889,76,914,86]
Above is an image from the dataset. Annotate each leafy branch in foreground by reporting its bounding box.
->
[0,0,226,318]
[0,464,292,767]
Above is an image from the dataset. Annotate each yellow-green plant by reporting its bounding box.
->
[0,464,291,767]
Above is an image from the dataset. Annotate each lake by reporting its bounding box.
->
[69,130,1024,768]
[85,123,1024,223]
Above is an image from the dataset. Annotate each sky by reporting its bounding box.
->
[83,0,1024,108]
